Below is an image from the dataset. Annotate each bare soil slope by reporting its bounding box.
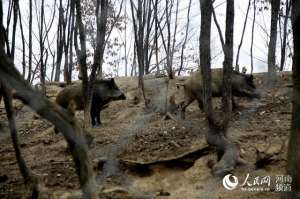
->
[0,72,292,198]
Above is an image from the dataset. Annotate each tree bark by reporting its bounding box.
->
[18,8,25,78]
[279,0,291,71]
[267,0,280,86]
[27,0,33,82]
[178,0,192,76]
[55,0,65,82]
[10,0,19,61]
[285,1,300,198]
[74,0,91,127]
[130,0,148,107]
[250,0,256,74]
[93,0,108,79]
[200,0,238,177]
[1,84,34,184]
[39,0,45,92]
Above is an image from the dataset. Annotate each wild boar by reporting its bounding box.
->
[179,68,260,118]
[56,78,126,126]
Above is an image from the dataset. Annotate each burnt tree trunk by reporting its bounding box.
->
[267,0,280,86]
[73,0,91,127]
[200,0,239,177]
[286,1,300,198]
[0,52,98,199]
[93,0,108,79]
[178,0,192,76]
[18,8,25,78]
[55,0,65,82]
[2,85,34,184]
[63,1,71,84]
[279,0,291,71]
[10,0,18,61]
[27,0,33,82]
[250,0,256,74]
[39,0,45,92]
[130,0,148,107]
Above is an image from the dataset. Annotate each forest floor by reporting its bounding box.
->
[0,72,293,199]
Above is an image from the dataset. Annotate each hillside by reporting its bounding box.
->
[0,72,293,199]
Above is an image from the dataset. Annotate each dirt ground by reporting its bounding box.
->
[0,72,293,198]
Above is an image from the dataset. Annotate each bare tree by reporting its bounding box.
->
[38,0,46,91]
[235,0,251,72]
[27,0,33,82]
[250,0,256,74]
[178,0,192,76]
[10,0,19,61]
[267,0,280,85]
[286,1,300,198]
[130,0,149,106]
[64,0,75,84]
[279,0,291,71]
[200,0,239,177]
[55,0,66,82]
[18,7,25,77]
[93,0,108,79]
[73,0,91,126]
[2,85,36,186]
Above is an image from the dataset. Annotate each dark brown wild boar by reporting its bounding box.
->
[56,78,126,127]
[179,68,260,118]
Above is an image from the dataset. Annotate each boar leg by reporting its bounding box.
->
[90,109,96,126]
[197,99,204,110]
[90,106,101,126]
[179,97,194,119]
[232,97,238,109]
[96,108,102,125]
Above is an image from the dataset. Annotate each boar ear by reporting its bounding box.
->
[111,78,115,83]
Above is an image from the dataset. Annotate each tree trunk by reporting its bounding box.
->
[154,0,159,75]
[200,0,238,177]
[55,0,64,82]
[235,0,251,72]
[178,0,192,76]
[18,8,25,78]
[27,0,32,82]
[93,0,108,80]
[286,1,300,198]
[74,0,90,127]
[10,0,18,61]
[250,0,256,74]
[130,0,148,107]
[267,0,280,86]
[279,0,291,71]
[68,3,75,84]
[63,1,71,84]
[2,85,34,184]
[0,52,97,198]
[0,0,4,51]
[39,0,45,92]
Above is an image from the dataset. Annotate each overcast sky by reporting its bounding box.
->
[3,0,293,81]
